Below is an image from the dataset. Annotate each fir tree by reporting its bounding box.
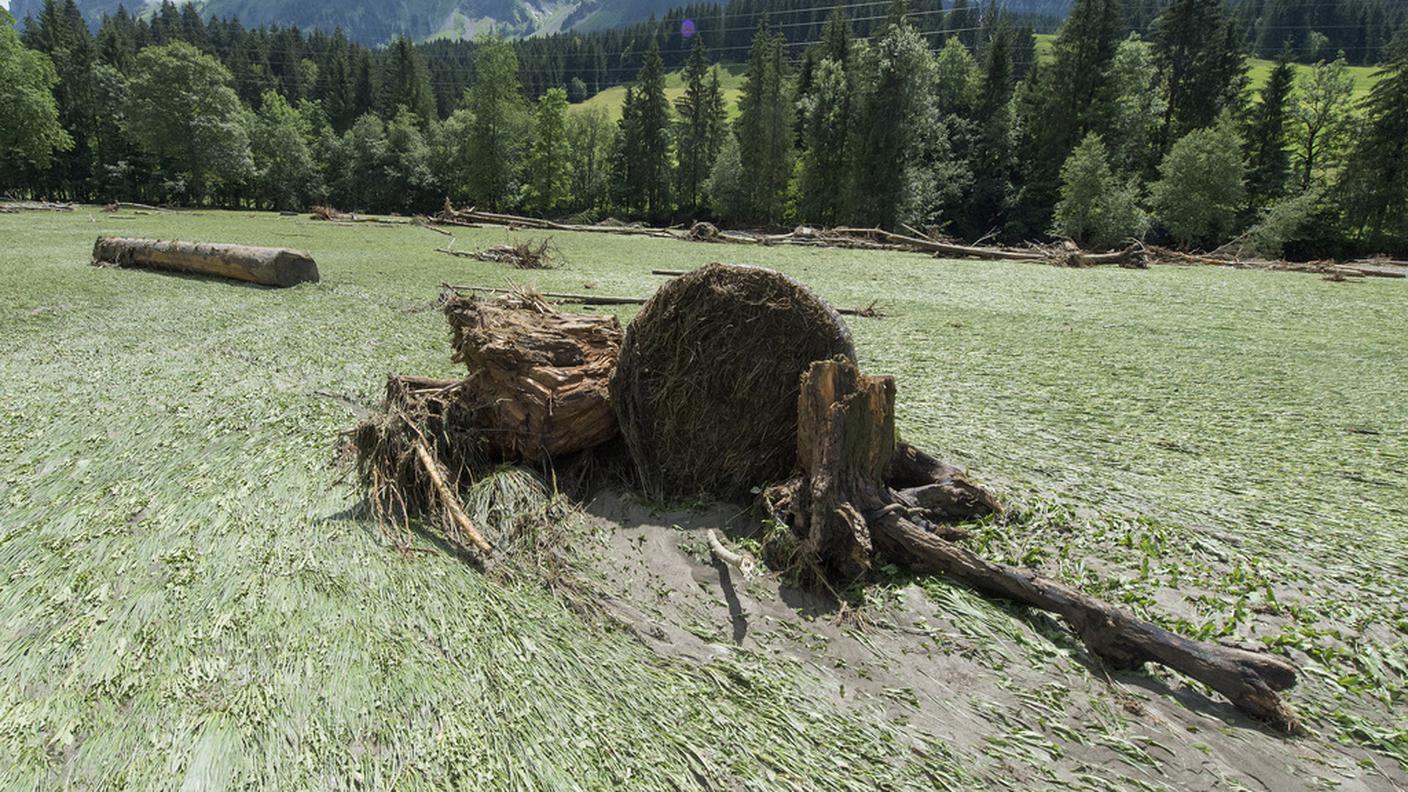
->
[1152,0,1247,138]
[1243,50,1295,208]
[377,37,435,124]
[526,87,570,215]
[1341,25,1408,245]
[674,40,725,212]
[735,21,793,224]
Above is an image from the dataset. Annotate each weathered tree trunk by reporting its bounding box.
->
[766,358,1299,729]
[92,237,319,287]
[443,290,621,462]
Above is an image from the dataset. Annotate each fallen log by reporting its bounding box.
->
[765,358,1299,729]
[832,227,1047,261]
[443,284,645,306]
[92,236,319,287]
[1,200,74,212]
[435,207,680,239]
[102,201,165,212]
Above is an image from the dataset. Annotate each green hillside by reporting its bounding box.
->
[574,42,1383,123]
[572,64,746,120]
[1033,34,1382,102]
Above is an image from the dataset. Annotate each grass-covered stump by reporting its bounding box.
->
[91,236,319,286]
[766,358,1301,729]
[445,289,621,462]
[611,263,857,500]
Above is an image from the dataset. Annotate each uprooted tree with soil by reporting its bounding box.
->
[348,262,1300,730]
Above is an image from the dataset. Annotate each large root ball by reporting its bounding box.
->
[610,263,856,500]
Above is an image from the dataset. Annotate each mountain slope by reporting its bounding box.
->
[7,0,685,43]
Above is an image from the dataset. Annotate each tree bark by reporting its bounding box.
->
[92,237,319,287]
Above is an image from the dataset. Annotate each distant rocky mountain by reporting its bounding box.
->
[6,0,690,43]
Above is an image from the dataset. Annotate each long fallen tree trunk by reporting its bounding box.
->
[446,281,884,317]
[92,236,319,287]
[766,358,1299,729]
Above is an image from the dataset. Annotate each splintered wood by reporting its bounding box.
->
[444,290,621,462]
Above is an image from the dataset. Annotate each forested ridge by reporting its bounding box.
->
[3,0,1407,256]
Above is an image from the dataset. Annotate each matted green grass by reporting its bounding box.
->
[1,208,1404,788]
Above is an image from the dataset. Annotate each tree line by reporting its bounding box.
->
[3,0,1407,255]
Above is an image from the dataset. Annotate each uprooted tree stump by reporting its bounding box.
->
[765,357,1300,729]
[92,237,319,287]
[352,265,1300,729]
[445,289,620,462]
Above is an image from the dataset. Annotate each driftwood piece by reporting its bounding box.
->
[91,236,319,287]
[444,290,621,461]
[413,439,492,555]
[766,358,1299,728]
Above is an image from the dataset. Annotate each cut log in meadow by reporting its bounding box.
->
[91,237,319,287]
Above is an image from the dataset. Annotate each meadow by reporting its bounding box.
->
[0,208,1404,789]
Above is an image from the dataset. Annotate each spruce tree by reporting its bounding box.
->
[377,37,435,125]
[1152,0,1247,138]
[966,17,1015,236]
[526,87,570,215]
[674,40,725,213]
[852,18,932,229]
[464,36,528,209]
[28,0,95,199]
[629,42,672,220]
[1009,0,1125,237]
[735,22,793,224]
[1244,50,1295,208]
[1341,25,1408,246]
[798,56,850,225]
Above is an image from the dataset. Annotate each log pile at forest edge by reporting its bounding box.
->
[429,204,1406,278]
[350,263,1302,730]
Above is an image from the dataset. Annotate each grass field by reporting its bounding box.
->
[2,208,1406,789]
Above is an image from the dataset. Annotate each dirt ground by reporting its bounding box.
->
[583,492,1407,791]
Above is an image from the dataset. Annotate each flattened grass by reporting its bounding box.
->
[1,208,1405,787]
